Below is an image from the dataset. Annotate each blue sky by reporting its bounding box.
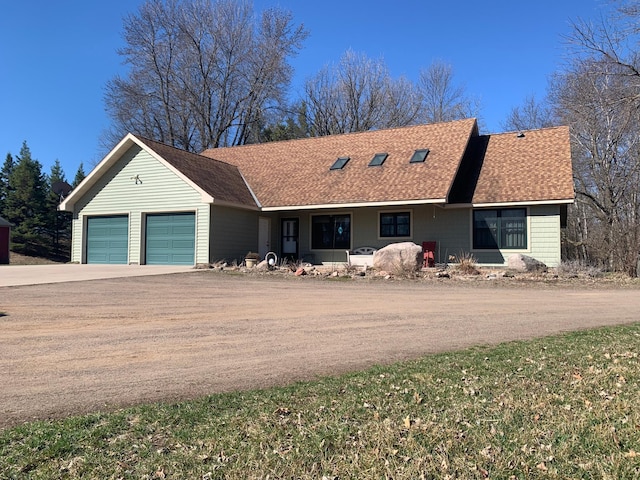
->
[0,0,605,178]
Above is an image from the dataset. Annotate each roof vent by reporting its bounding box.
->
[517,132,525,138]
[330,157,350,170]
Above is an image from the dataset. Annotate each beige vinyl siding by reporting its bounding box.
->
[72,145,210,264]
[210,205,259,263]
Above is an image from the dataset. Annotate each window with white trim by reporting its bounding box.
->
[311,214,351,249]
[473,208,527,249]
[380,211,411,238]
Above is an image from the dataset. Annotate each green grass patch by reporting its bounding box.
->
[2,324,640,479]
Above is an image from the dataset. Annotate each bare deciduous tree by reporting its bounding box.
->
[567,1,640,87]
[302,50,422,136]
[552,60,640,275]
[417,61,481,124]
[551,1,640,275]
[104,0,307,152]
[502,94,557,132]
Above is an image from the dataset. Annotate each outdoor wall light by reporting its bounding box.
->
[131,174,142,184]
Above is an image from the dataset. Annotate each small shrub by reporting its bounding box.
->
[277,257,303,272]
[388,258,420,279]
[454,251,479,275]
[557,260,604,278]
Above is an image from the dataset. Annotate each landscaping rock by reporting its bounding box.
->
[507,254,547,272]
[295,267,307,276]
[373,242,422,273]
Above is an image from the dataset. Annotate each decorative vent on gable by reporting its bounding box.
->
[369,153,388,167]
[330,157,350,170]
[409,149,430,163]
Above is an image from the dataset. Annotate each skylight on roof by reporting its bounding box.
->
[330,157,350,170]
[369,153,388,167]
[409,149,430,163]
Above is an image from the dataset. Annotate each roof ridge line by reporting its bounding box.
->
[202,118,479,154]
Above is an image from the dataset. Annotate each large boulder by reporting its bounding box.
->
[507,254,547,272]
[373,242,423,273]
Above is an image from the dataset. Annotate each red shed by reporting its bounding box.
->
[0,216,10,264]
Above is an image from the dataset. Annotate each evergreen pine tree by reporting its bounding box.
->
[46,159,72,260]
[72,162,86,188]
[4,142,49,256]
[0,153,15,218]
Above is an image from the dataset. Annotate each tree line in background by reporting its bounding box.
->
[0,142,85,260]
[103,0,480,150]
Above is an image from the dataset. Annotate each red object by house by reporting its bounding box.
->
[422,241,436,268]
[0,216,10,264]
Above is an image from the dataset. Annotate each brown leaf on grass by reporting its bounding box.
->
[624,450,637,458]
[536,462,547,471]
[404,416,411,429]
[414,391,423,404]
[274,407,291,417]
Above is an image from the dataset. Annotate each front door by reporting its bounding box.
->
[281,218,298,259]
[258,217,271,260]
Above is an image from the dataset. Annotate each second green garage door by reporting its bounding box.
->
[145,213,196,265]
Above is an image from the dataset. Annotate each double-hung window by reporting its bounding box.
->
[473,208,527,249]
[311,214,351,249]
[380,212,411,238]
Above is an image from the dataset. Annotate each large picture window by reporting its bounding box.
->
[380,212,411,238]
[473,208,527,249]
[311,214,351,250]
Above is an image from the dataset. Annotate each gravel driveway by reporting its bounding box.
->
[1,271,639,428]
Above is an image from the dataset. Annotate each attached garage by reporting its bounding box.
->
[145,212,195,265]
[86,215,129,264]
[59,134,261,265]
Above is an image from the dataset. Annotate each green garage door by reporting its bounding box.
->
[145,213,195,265]
[86,216,128,264]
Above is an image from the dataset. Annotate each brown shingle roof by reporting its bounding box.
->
[202,119,478,208]
[135,136,257,208]
[470,126,574,204]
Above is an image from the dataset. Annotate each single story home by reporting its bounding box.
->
[59,118,574,267]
